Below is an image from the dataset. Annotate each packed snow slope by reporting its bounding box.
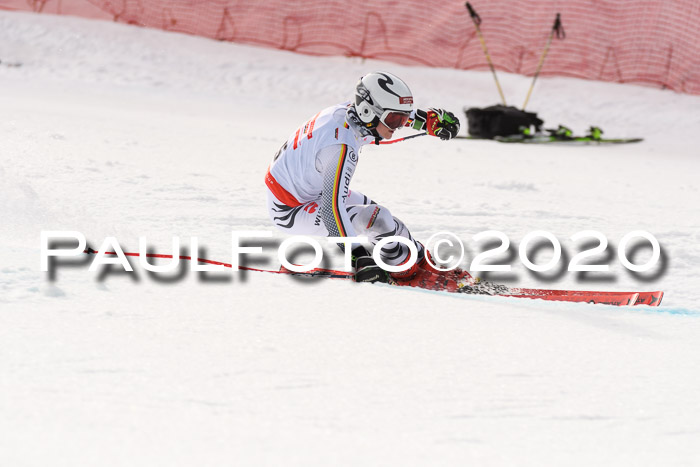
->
[2,11,700,467]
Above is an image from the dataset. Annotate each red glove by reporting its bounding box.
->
[413,108,460,140]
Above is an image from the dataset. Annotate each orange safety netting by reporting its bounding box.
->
[3,0,699,94]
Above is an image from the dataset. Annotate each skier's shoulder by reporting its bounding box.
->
[321,102,352,132]
[314,102,362,147]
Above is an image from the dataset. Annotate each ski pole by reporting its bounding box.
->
[84,248,282,274]
[465,2,507,106]
[83,249,354,278]
[522,13,565,110]
[376,132,427,145]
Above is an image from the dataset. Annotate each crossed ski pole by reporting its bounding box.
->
[464,3,565,111]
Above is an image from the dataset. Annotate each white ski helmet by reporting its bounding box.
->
[354,71,413,131]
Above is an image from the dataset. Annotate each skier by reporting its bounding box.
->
[265,71,471,290]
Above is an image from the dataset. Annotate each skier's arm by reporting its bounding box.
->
[409,108,460,140]
[318,144,359,239]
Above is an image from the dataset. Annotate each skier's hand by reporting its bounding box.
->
[426,108,460,140]
[416,108,460,140]
[354,255,390,284]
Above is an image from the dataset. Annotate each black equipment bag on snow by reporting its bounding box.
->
[465,105,543,139]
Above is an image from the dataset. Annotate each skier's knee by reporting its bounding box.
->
[366,205,394,235]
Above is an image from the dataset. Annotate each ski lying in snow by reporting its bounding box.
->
[278,266,663,307]
[84,250,663,307]
[457,134,642,144]
[457,125,642,145]
[493,134,643,144]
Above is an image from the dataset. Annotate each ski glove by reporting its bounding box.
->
[353,255,390,284]
[413,108,460,140]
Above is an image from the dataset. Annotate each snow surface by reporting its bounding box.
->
[2,10,700,467]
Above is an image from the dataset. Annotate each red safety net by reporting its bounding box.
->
[2,0,699,94]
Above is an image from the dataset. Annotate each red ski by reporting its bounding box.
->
[84,250,664,307]
[505,287,663,306]
[278,265,663,307]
